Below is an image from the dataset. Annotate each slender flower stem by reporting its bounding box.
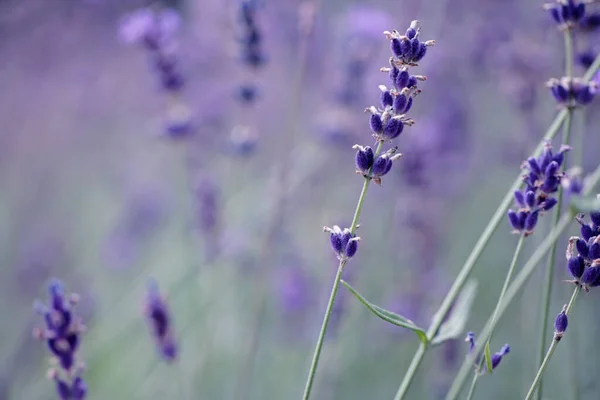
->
[535,27,574,400]
[526,286,580,400]
[444,163,600,400]
[465,234,526,400]
[303,141,383,400]
[394,55,600,400]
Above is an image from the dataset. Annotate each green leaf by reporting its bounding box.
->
[484,342,493,373]
[570,195,600,214]
[341,280,428,344]
[430,280,478,346]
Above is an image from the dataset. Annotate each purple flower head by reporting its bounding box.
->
[554,305,568,340]
[386,21,434,65]
[547,77,597,107]
[578,50,596,69]
[237,0,266,70]
[545,0,586,28]
[34,280,87,398]
[144,279,177,362]
[324,225,360,260]
[562,168,585,196]
[120,8,185,95]
[491,344,510,370]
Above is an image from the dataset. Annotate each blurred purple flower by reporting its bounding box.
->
[144,279,178,362]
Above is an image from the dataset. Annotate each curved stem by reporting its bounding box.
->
[535,27,574,400]
[466,235,526,399]
[302,141,383,400]
[443,163,600,400]
[526,286,580,400]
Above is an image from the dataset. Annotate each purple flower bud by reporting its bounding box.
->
[590,211,600,226]
[567,256,585,279]
[355,146,374,173]
[372,155,393,176]
[491,344,510,369]
[508,210,523,231]
[145,279,177,362]
[396,70,410,89]
[53,376,71,400]
[576,85,595,105]
[369,114,383,134]
[576,239,589,258]
[404,97,414,114]
[407,76,418,88]
[525,210,539,232]
[391,38,403,58]
[551,84,569,103]
[330,231,343,254]
[381,91,393,107]
[573,3,586,21]
[581,13,600,31]
[549,6,561,23]
[581,224,594,241]
[405,27,417,39]
[383,118,404,140]
[589,242,600,260]
[525,190,536,209]
[413,43,427,62]
[581,266,600,285]
[514,191,525,208]
[542,197,558,211]
[345,238,359,258]
[393,94,408,114]
[541,176,560,193]
[389,65,400,82]
[72,376,88,400]
[545,161,559,178]
[410,38,420,59]
[527,157,542,175]
[554,309,568,335]
[399,38,411,58]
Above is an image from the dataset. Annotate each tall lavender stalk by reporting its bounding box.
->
[302,21,434,399]
[393,53,600,400]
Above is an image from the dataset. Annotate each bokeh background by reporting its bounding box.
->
[2,0,600,399]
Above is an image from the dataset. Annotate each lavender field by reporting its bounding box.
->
[2,0,600,399]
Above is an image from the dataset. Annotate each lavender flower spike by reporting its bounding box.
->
[144,278,178,362]
[33,279,87,399]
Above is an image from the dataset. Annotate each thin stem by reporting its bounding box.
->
[302,141,383,400]
[443,163,600,400]
[395,56,600,400]
[535,26,574,400]
[525,286,580,400]
[465,373,479,400]
[467,235,526,399]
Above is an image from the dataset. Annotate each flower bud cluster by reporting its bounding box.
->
[554,305,569,341]
[507,142,570,235]
[547,77,597,107]
[545,0,587,28]
[33,279,87,400]
[565,207,600,290]
[324,225,360,261]
[144,279,178,361]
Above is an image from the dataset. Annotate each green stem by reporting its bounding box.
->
[444,163,600,400]
[302,141,383,400]
[466,235,526,400]
[465,373,479,400]
[526,286,580,400]
[535,26,574,400]
[394,54,600,400]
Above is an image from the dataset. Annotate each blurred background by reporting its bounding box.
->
[2,0,600,399]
